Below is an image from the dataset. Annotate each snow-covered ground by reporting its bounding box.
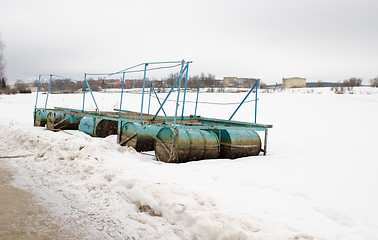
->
[0,87,378,239]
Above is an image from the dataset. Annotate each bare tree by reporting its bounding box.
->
[343,77,362,87]
[0,33,5,80]
[371,76,378,88]
[14,80,30,92]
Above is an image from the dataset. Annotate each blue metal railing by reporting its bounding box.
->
[140,63,149,123]
[44,74,52,110]
[34,74,41,112]
[181,63,189,120]
[152,63,189,120]
[194,84,200,116]
[229,81,259,122]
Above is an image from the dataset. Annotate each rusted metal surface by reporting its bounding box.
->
[118,122,162,151]
[155,127,220,163]
[96,119,118,138]
[263,129,268,156]
[35,107,272,162]
[46,111,81,131]
[78,117,118,138]
[206,128,261,159]
[33,109,47,127]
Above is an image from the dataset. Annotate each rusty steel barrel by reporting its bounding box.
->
[46,111,81,131]
[79,117,117,138]
[33,109,47,127]
[207,128,261,159]
[118,122,162,152]
[155,127,220,163]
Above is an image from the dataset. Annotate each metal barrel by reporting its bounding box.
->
[206,128,261,159]
[78,117,118,137]
[33,109,47,127]
[78,117,96,136]
[46,111,81,131]
[155,127,220,163]
[95,119,117,138]
[118,122,162,152]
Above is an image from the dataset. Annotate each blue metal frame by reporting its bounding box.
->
[174,64,186,126]
[140,63,148,123]
[109,61,184,77]
[181,63,190,120]
[152,64,188,120]
[82,73,101,115]
[36,60,189,122]
[229,81,258,121]
[82,73,87,113]
[34,74,41,112]
[44,74,52,110]
[195,84,200,116]
[85,77,101,115]
[148,82,152,114]
[254,81,258,123]
[151,84,167,116]
[119,72,126,118]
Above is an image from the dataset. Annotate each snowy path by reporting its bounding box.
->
[0,88,377,239]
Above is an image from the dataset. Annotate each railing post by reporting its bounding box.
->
[263,129,268,155]
[85,78,101,115]
[255,80,258,123]
[119,72,125,118]
[82,73,87,112]
[181,62,189,119]
[34,74,41,112]
[229,81,257,121]
[44,74,52,110]
[148,82,152,114]
[195,84,200,116]
[152,64,188,120]
[174,63,187,126]
[140,63,148,124]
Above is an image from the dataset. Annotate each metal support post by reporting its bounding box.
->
[152,64,188,120]
[44,74,52,110]
[148,82,152,114]
[119,72,126,118]
[194,84,200,116]
[82,73,87,112]
[140,63,148,124]
[263,129,268,155]
[34,74,41,112]
[85,79,101,115]
[255,80,258,123]
[181,62,189,119]
[229,81,257,121]
[174,64,186,126]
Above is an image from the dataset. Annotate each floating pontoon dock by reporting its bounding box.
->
[33,60,272,163]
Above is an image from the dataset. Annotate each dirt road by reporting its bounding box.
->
[0,167,79,240]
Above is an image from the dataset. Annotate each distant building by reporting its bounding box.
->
[97,79,121,88]
[223,77,259,88]
[282,77,306,88]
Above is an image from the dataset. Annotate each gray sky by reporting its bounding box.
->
[0,0,377,84]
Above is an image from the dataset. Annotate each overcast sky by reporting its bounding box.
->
[0,0,377,84]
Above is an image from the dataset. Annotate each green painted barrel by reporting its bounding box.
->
[78,117,96,135]
[79,117,118,137]
[206,128,261,159]
[118,122,162,152]
[155,127,220,163]
[33,109,47,127]
[46,111,81,131]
